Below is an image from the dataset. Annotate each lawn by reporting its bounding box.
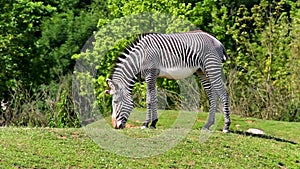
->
[0,109,299,168]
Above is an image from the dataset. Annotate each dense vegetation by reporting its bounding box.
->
[1,0,299,127]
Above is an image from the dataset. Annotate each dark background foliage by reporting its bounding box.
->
[0,0,299,127]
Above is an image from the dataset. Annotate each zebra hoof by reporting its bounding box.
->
[222,129,230,133]
[141,126,148,129]
[149,126,156,129]
[201,127,211,132]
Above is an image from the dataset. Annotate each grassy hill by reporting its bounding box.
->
[0,109,299,168]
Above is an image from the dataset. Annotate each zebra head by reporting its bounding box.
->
[106,78,133,129]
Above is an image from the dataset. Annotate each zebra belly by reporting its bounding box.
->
[158,67,198,80]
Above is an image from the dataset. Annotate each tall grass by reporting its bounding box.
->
[228,69,300,122]
[0,74,80,127]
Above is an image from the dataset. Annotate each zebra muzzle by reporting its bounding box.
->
[112,117,117,128]
[112,117,125,129]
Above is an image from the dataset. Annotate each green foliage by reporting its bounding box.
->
[37,10,98,83]
[1,0,300,126]
[0,0,101,126]
[43,0,92,13]
[287,0,300,122]
[106,0,192,18]
[0,0,56,96]
[228,0,299,121]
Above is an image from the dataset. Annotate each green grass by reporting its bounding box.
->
[0,109,299,168]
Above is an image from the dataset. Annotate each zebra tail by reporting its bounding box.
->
[221,44,229,63]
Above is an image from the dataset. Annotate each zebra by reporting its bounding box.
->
[105,31,231,133]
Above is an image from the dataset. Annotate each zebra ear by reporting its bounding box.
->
[106,79,111,87]
[106,78,115,95]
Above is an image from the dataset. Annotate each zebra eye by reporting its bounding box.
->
[113,100,118,104]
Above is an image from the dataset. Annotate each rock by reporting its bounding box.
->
[246,128,265,135]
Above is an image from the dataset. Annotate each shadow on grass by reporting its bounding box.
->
[229,130,297,145]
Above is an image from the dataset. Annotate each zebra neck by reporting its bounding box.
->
[109,35,147,93]
[111,60,138,93]
[112,75,136,94]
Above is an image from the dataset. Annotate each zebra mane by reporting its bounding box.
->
[109,32,157,80]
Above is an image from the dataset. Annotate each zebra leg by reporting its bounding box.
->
[142,70,158,129]
[205,65,231,133]
[197,70,217,131]
[219,89,231,133]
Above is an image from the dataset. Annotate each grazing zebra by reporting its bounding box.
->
[105,31,231,133]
